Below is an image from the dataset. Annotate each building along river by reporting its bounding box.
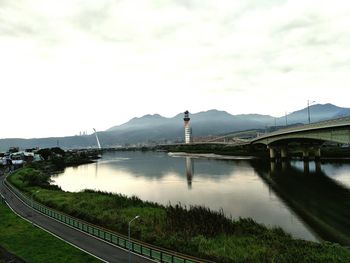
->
[51,151,350,244]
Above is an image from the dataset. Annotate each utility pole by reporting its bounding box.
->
[285,112,288,126]
[307,100,316,124]
[128,215,140,263]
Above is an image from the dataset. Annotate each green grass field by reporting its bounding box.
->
[0,202,101,263]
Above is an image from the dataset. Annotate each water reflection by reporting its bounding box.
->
[52,151,350,243]
[322,163,350,189]
[255,160,350,245]
[95,161,98,178]
[185,157,193,189]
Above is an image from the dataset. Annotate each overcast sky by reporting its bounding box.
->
[1,0,349,138]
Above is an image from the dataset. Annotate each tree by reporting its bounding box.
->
[20,168,50,186]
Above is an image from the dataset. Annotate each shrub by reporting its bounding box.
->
[18,168,51,187]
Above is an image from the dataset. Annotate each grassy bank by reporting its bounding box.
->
[8,167,350,263]
[0,201,100,263]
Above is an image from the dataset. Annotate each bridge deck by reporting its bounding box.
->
[252,116,350,142]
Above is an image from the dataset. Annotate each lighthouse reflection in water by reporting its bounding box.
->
[185,157,194,189]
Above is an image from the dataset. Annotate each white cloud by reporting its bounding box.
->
[0,0,349,138]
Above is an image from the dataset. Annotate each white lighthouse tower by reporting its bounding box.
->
[183,110,192,144]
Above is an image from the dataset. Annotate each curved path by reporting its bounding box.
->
[0,175,153,263]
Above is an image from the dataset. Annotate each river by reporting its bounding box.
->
[51,151,350,244]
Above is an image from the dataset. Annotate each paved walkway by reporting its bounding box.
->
[0,175,153,263]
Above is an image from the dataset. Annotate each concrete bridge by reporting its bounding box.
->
[250,116,350,160]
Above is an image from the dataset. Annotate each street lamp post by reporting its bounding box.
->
[128,215,140,263]
[307,100,316,124]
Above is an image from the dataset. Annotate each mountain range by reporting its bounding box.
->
[1,103,349,151]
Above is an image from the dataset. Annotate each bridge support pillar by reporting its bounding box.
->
[281,148,288,160]
[315,147,321,161]
[303,161,309,173]
[315,161,322,173]
[282,161,289,171]
[302,149,310,161]
[270,161,276,173]
[268,147,276,160]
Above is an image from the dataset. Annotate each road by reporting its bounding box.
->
[0,174,153,263]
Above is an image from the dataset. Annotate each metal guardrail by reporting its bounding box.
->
[4,178,212,263]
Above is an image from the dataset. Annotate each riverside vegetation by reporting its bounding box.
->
[7,155,350,263]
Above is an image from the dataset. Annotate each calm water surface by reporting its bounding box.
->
[52,151,350,242]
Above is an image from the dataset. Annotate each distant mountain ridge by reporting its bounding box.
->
[0,103,349,150]
[107,103,350,137]
[282,103,350,124]
[107,109,274,133]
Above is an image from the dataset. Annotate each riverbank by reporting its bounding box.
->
[157,143,267,158]
[7,165,350,263]
[168,151,256,160]
[148,143,350,161]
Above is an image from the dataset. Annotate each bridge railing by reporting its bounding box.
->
[254,116,350,141]
[4,177,213,263]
